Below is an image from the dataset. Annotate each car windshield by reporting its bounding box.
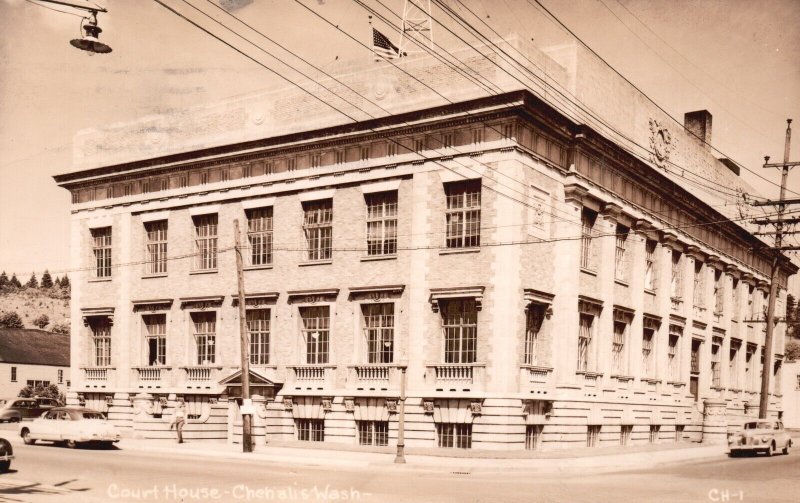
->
[80,412,106,420]
[744,422,773,430]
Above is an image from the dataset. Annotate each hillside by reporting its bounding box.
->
[0,289,70,330]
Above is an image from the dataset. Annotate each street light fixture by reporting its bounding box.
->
[34,0,112,54]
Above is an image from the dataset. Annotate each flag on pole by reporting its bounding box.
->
[372,28,400,61]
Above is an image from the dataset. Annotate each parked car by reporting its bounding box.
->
[20,407,121,449]
[0,397,60,422]
[0,437,12,472]
[728,420,792,457]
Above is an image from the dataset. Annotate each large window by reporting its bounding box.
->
[365,192,398,256]
[437,423,472,449]
[246,207,273,266]
[357,420,389,446]
[577,313,594,372]
[191,312,216,365]
[144,221,168,275]
[300,306,330,364]
[524,305,545,366]
[667,325,682,381]
[362,303,394,364]
[620,425,632,446]
[444,180,481,249]
[303,200,333,261]
[711,339,721,388]
[90,318,111,367]
[580,209,596,270]
[729,340,741,389]
[193,214,218,271]
[745,344,756,390]
[247,309,270,365]
[693,261,705,307]
[143,314,166,366]
[442,300,477,364]
[671,251,683,298]
[296,419,324,442]
[642,327,655,379]
[587,425,600,447]
[91,227,112,278]
[644,240,657,291]
[614,225,629,282]
[525,425,543,450]
[612,320,627,375]
[10,367,16,382]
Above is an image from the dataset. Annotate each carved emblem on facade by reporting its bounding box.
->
[422,399,434,414]
[470,400,482,415]
[321,398,333,412]
[385,399,398,413]
[648,118,673,171]
[77,393,86,407]
[344,398,355,412]
[283,397,293,411]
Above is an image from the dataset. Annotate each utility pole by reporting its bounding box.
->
[754,119,800,419]
[234,220,253,452]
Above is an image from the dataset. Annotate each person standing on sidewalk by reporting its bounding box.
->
[170,399,186,444]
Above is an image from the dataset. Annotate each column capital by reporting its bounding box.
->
[660,231,684,251]
[706,254,724,270]
[685,245,706,262]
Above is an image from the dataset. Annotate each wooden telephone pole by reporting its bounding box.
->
[752,119,800,419]
[234,220,253,452]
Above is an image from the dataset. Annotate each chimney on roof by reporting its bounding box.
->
[684,110,712,145]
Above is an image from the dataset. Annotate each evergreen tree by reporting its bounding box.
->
[60,275,70,291]
[0,271,8,290]
[787,294,796,321]
[0,311,24,328]
[25,273,38,289]
[9,274,21,288]
[40,270,53,289]
[54,276,62,288]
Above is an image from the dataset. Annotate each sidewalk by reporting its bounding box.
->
[83,437,728,474]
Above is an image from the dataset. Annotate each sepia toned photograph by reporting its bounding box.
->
[1,0,799,501]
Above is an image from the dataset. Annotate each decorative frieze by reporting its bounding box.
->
[429,286,485,312]
[348,285,405,302]
[179,296,224,310]
[287,289,339,305]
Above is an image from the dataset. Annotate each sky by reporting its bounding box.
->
[1,0,799,283]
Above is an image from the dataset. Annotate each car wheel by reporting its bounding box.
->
[783,442,790,455]
[0,460,10,473]
[65,439,78,449]
[766,442,775,457]
[21,429,35,445]
[9,417,19,423]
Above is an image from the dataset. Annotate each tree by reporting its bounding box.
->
[0,271,8,290]
[18,383,64,405]
[9,274,21,289]
[25,273,38,289]
[40,270,53,289]
[60,275,70,292]
[54,276,62,288]
[32,314,49,329]
[786,341,800,363]
[0,311,24,328]
[50,322,70,335]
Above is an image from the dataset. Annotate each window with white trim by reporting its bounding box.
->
[441,300,477,364]
[671,251,683,298]
[58,369,63,384]
[91,227,112,278]
[644,240,657,291]
[362,303,394,364]
[247,309,270,365]
[525,425,543,450]
[614,224,629,282]
[193,214,218,271]
[711,339,721,388]
[577,313,594,372]
[90,317,111,367]
[296,418,324,441]
[667,324,682,381]
[10,367,16,382]
[587,425,600,447]
[524,305,544,366]
[580,209,596,270]
[143,314,166,366]
[365,191,397,256]
[642,327,655,379]
[191,312,216,365]
[246,207,273,266]
[693,261,705,308]
[300,306,329,364]
[303,200,333,262]
[437,423,471,448]
[444,180,481,249]
[729,340,741,389]
[357,420,388,446]
[612,320,627,375]
[145,220,168,275]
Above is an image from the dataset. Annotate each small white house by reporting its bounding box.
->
[0,328,70,399]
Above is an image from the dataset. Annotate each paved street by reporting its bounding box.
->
[0,437,797,503]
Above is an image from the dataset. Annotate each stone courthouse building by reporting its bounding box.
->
[54,38,795,450]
